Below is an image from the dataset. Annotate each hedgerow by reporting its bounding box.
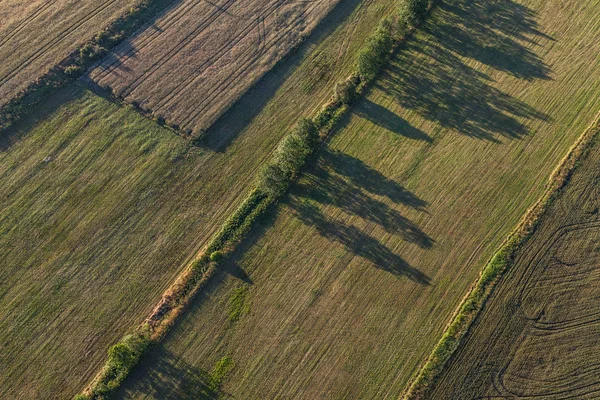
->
[76,1,436,398]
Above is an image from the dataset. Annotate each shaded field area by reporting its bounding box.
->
[115,0,600,398]
[430,132,600,399]
[90,0,341,137]
[0,0,400,397]
[0,0,139,107]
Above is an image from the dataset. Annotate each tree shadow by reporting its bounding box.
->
[113,348,224,400]
[282,148,432,284]
[353,98,433,142]
[288,197,430,284]
[376,0,552,142]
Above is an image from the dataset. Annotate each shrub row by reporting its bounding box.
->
[403,115,600,400]
[0,0,178,133]
[76,1,436,398]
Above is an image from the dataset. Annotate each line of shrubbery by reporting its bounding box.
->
[403,115,600,399]
[76,1,434,398]
[0,0,178,134]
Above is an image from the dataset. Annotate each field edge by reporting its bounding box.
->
[402,112,600,400]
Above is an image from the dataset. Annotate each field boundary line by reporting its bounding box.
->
[402,111,600,400]
[75,1,437,398]
[0,0,181,135]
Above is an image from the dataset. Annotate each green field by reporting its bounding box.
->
[112,0,600,398]
[0,0,400,397]
[430,126,600,399]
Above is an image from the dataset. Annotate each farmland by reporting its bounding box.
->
[90,0,341,137]
[0,0,400,397]
[112,0,600,398]
[429,127,600,399]
[0,0,139,107]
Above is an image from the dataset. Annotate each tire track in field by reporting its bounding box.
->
[120,0,291,103]
[0,0,59,50]
[113,0,242,98]
[175,0,324,129]
[92,0,221,82]
[0,0,119,86]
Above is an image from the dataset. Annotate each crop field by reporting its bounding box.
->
[0,0,399,397]
[90,0,342,137]
[430,130,600,399]
[0,0,139,107]
[113,0,600,398]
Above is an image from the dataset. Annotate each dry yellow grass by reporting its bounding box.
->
[0,0,399,397]
[430,127,600,399]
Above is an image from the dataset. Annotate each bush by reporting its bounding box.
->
[334,78,358,105]
[355,19,394,82]
[210,251,224,263]
[398,0,429,28]
[64,65,83,76]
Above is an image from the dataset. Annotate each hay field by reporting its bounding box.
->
[0,0,139,107]
[114,0,600,398]
[90,0,342,137]
[0,0,400,397]
[430,130,600,399]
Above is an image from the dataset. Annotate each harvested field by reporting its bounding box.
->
[0,0,139,107]
[90,0,342,137]
[0,0,399,397]
[430,131,600,399]
[114,0,600,398]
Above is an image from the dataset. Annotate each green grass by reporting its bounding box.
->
[0,0,402,396]
[112,0,600,398]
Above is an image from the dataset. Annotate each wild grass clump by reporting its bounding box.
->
[80,330,150,399]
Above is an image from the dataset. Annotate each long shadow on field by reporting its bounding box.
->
[353,99,433,142]
[376,0,552,142]
[198,0,364,151]
[288,149,432,284]
[113,348,222,400]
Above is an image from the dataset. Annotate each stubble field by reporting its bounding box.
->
[90,0,342,137]
[0,0,400,397]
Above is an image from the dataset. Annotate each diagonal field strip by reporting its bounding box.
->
[89,0,344,137]
[111,0,600,398]
[0,0,400,397]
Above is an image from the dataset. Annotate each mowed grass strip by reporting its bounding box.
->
[0,0,139,107]
[90,0,341,136]
[113,0,600,398]
[429,128,600,399]
[0,0,402,397]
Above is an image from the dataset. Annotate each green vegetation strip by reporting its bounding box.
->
[75,1,435,398]
[0,0,178,134]
[403,112,600,400]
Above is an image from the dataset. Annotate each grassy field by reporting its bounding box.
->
[0,0,401,397]
[0,0,139,107]
[430,130,600,399]
[90,0,341,136]
[113,0,600,398]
